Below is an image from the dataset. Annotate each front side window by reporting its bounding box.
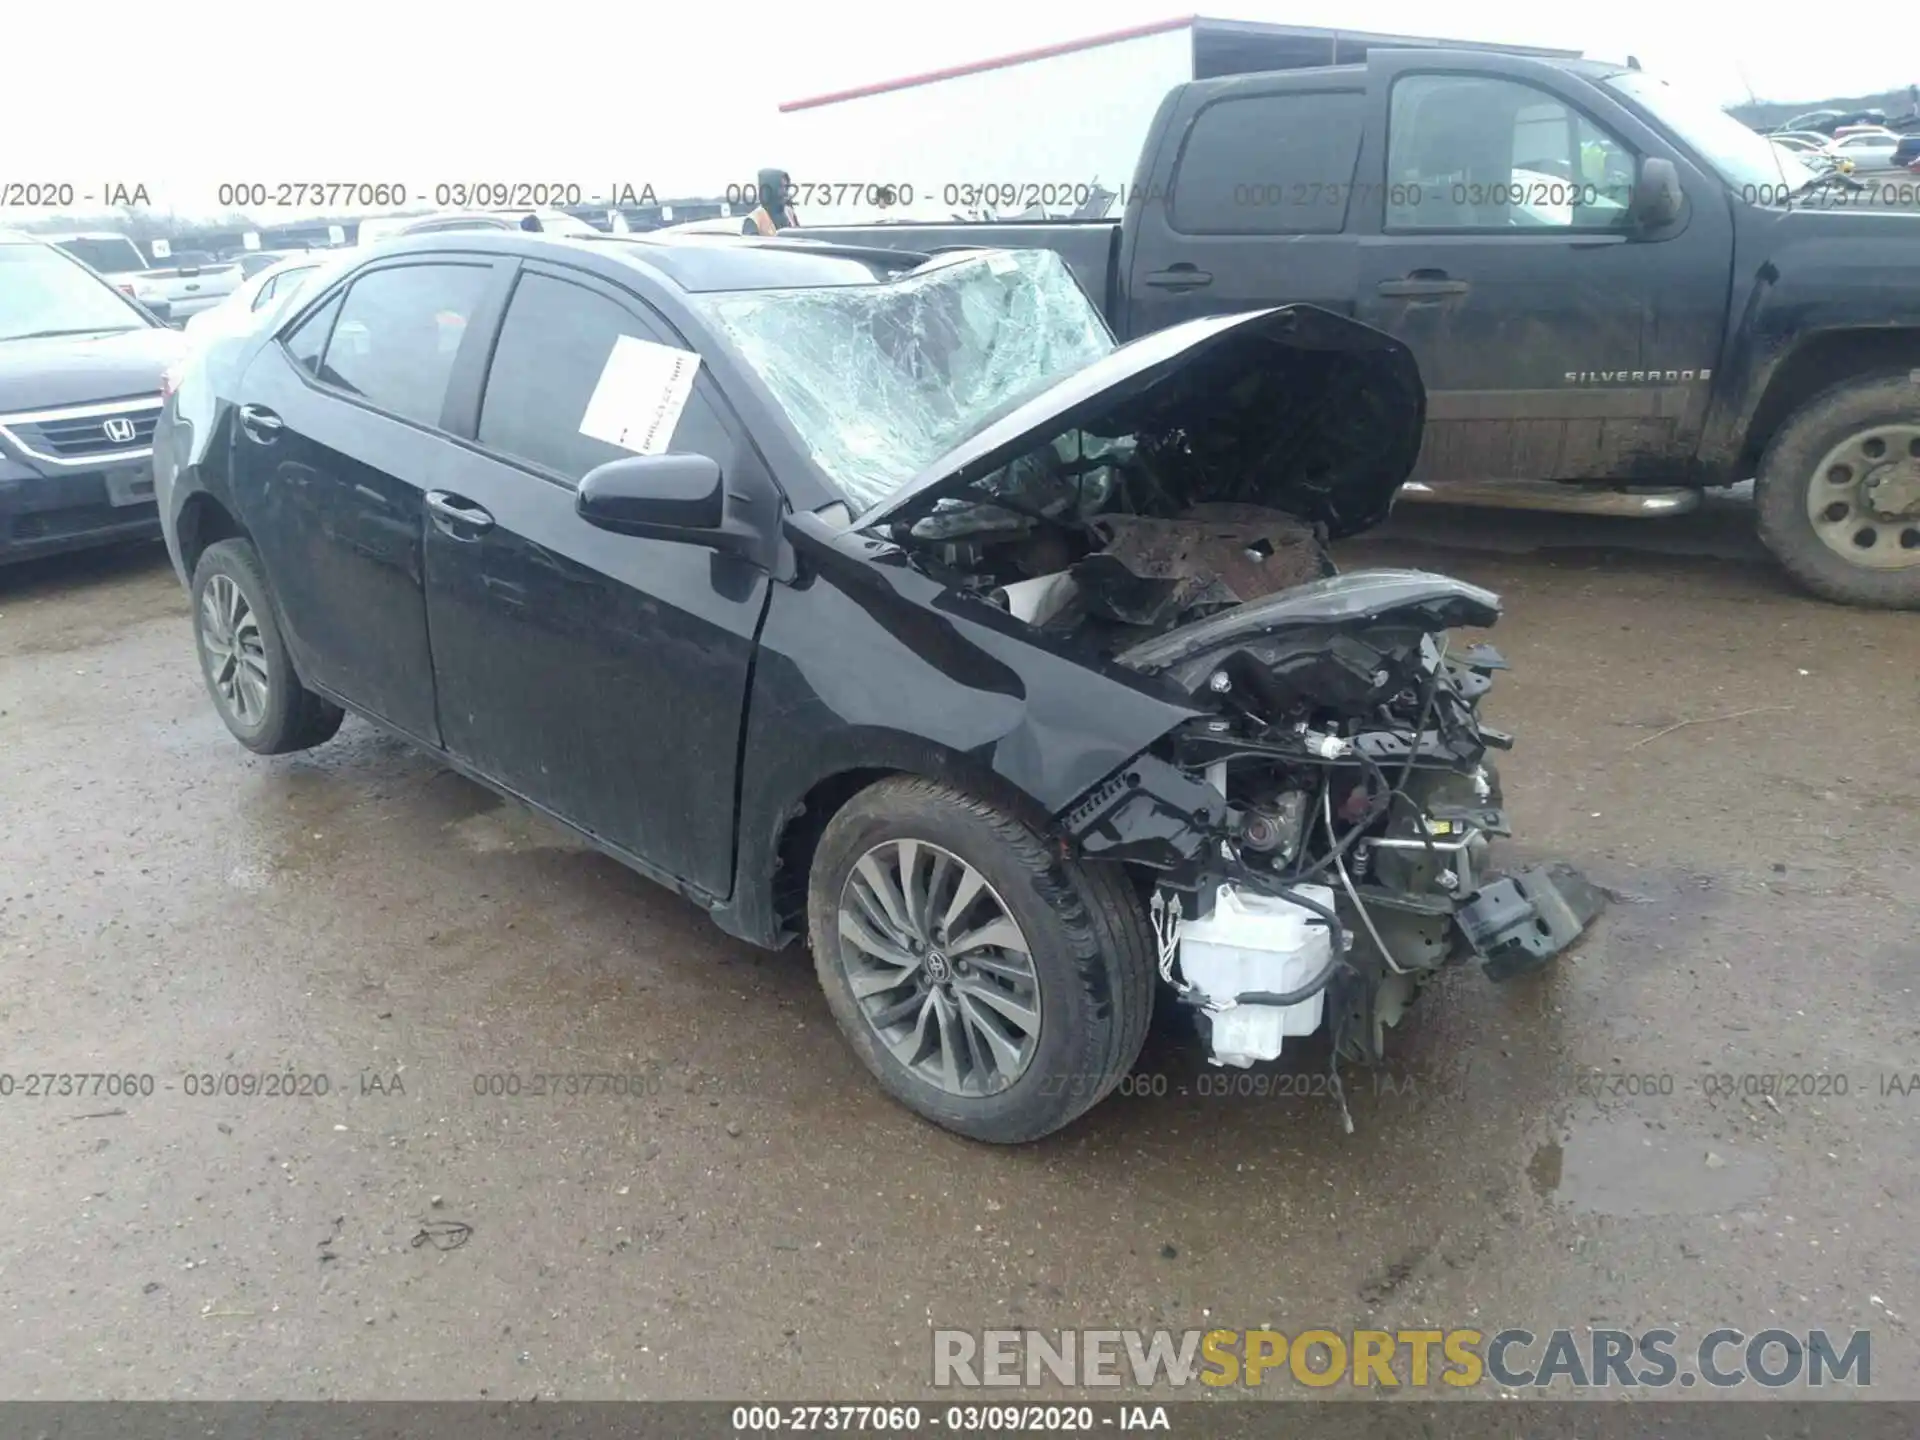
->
[1386,74,1637,231]
[479,273,681,483]
[316,264,487,427]
[477,271,742,487]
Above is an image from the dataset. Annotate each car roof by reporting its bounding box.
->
[364,228,928,294]
[255,249,336,274]
[294,229,949,516]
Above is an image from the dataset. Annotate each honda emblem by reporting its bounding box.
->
[103,417,137,444]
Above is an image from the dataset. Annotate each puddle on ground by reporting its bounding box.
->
[1529,1116,1772,1216]
[447,803,591,855]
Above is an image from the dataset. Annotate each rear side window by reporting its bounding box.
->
[1170,91,1366,235]
[317,264,488,427]
[282,292,343,375]
[477,272,685,484]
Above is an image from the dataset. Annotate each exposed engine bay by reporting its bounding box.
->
[823,269,1605,1120]
[869,347,1604,1121]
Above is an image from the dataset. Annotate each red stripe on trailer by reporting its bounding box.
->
[778,15,1199,112]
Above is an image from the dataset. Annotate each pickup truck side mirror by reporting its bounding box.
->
[1631,157,1684,230]
[577,453,761,559]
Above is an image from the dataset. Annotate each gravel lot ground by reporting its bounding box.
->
[1,496,1915,1401]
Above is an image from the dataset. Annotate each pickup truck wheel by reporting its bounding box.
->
[191,539,345,754]
[1755,373,1920,609]
[807,777,1153,1144]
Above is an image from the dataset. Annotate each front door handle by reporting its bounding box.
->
[1376,272,1471,298]
[238,404,283,441]
[426,490,494,534]
[1144,265,1214,290]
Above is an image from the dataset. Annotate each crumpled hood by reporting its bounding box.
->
[0,326,187,414]
[857,304,1425,540]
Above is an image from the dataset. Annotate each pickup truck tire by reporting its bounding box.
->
[190,539,345,754]
[1755,372,1920,609]
[808,776,1153,1144]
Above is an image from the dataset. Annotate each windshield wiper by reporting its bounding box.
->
[1,326,143,341]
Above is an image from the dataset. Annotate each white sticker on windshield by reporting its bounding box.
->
[578,335,701,455]
[985,251,1018,275]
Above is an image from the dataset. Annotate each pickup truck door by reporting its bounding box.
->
[1121,72,1369,337]
[1349,54,1732,485]
[420,262,775,897]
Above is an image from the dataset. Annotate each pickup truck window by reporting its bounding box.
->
[1385,75,1636,232]
[52,236,148,276]
[1170,91,1366,235]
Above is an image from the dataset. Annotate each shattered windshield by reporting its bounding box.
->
[693,249,1115,510]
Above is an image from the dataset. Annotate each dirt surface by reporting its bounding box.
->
[1,500,1915,1401]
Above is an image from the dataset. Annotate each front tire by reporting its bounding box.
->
[190,538,344,754]
[807,777,1154,1144]
[1755,372,1920,609]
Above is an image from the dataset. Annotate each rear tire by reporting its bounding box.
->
[190,538,344,754]
[1755,371,1920,609]
[807,776,1154,1144]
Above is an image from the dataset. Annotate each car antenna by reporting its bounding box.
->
[1737,59,1794,206]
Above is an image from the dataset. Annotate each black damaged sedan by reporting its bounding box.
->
[155,231,1601,1142]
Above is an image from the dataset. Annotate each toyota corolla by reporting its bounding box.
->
[154,231,1602,1142]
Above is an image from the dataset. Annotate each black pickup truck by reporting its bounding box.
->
[803,50,1920,609]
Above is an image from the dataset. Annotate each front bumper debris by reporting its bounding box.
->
[1454,860,1607,982]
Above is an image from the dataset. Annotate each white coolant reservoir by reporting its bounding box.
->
[1177,883,1335,1068]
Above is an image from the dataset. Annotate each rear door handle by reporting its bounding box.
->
[1144,265,1214,290]
[238,404,283,441]
[426,490,494,534]
[1376,274,1470,298]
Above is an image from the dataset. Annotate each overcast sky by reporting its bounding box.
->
[7,0,1915,218]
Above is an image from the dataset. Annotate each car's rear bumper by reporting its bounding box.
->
[0,455,161,564]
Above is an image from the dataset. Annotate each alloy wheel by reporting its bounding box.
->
[835,839,1042,1097]
[199,574,271,727]
[1807,424,1920,569]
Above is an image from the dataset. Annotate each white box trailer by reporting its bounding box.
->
[772,16,1579,226]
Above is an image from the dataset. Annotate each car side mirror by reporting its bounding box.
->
[1630,157,1684,230]
[577,453,760,558]
[144,297,173,325]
